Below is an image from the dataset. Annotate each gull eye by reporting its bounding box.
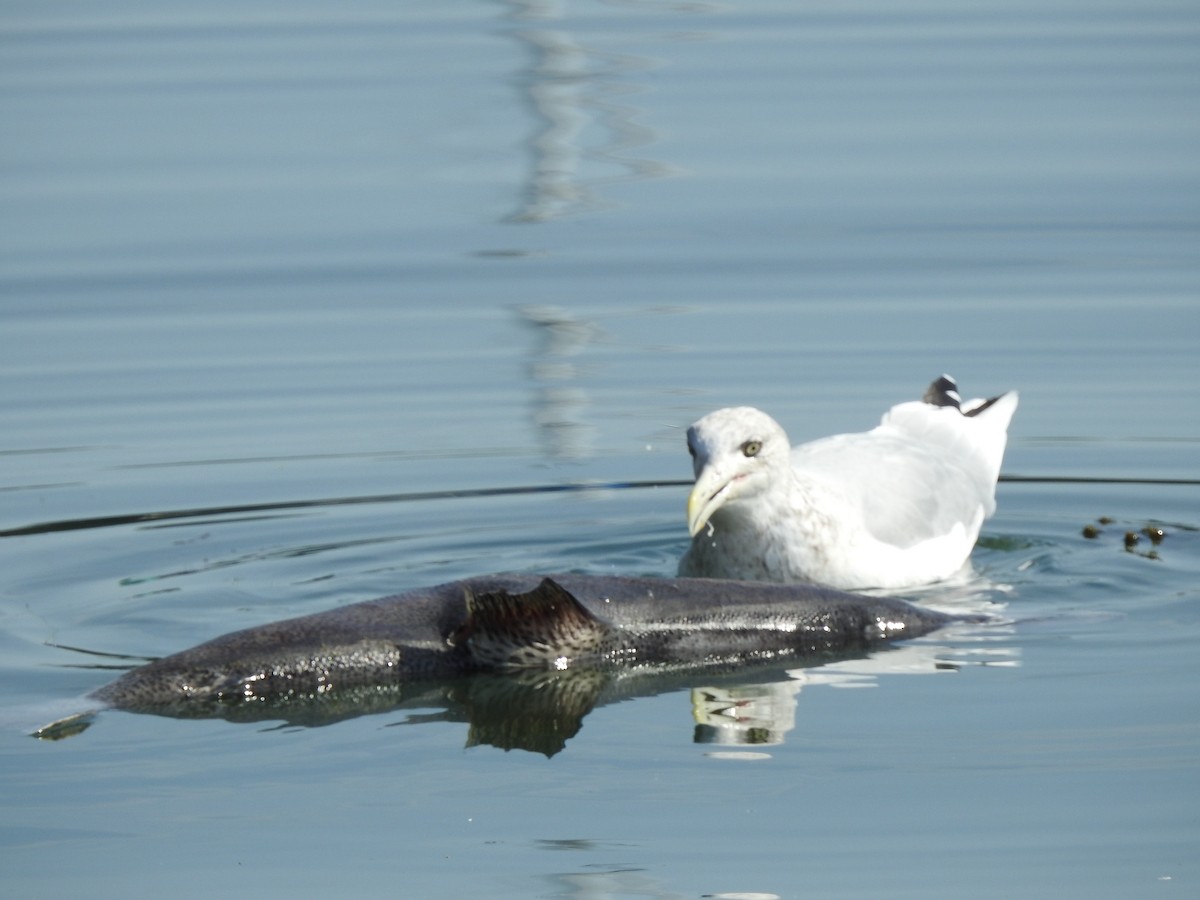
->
[741,440,762,458]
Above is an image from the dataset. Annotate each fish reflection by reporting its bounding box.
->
[40,624,1014,757]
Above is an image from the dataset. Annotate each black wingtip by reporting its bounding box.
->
[922,374,962,409]
[922,374,1005,417]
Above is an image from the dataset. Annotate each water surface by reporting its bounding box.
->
[2,1,1198,897]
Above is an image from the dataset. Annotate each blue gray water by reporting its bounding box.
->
[2,1,1198,897]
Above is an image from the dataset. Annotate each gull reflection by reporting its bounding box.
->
[517,304,603,461]
[500,0,677,222]
[694,618,1019,756]
[542,868,685,900]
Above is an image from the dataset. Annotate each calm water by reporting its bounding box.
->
[2,1,1198,897]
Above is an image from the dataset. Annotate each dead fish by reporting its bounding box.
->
[36,573,963,739]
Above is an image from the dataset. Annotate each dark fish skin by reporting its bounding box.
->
[89,573,958,713]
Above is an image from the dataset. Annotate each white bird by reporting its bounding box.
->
[678,376,1018,591]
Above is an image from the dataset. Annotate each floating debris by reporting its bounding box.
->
[1080,518,1169,561]
[1141,525,1166,545]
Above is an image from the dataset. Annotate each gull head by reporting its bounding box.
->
[685,406,791,538]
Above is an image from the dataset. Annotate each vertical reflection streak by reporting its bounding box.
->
[499,0,683,222]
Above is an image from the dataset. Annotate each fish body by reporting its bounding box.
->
[89,573,955,713]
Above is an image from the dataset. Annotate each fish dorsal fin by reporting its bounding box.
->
[457,577,611,670]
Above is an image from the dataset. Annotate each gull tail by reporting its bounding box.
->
[923,374,1017,425]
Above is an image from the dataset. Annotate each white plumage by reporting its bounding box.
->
[678,376,1018,590]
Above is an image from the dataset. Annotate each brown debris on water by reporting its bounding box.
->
[1080,518,1170,561]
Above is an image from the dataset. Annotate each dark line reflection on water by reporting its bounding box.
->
[2,474,1194,538]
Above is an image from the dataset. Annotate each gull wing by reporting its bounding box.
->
[790,395,1015,549]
